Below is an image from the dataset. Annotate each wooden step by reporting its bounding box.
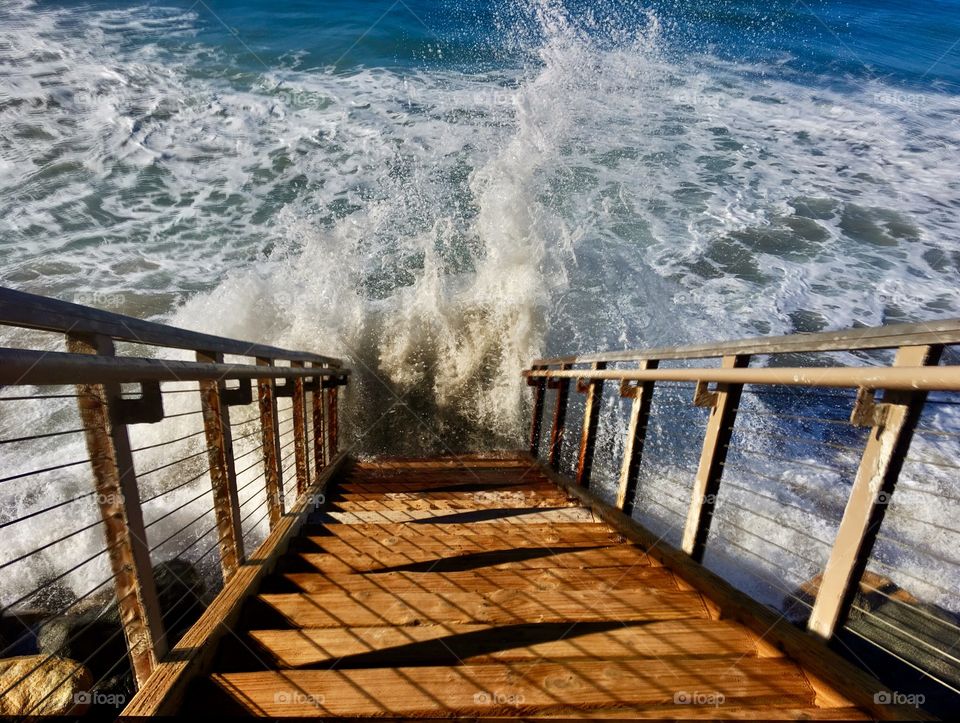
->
[245,619,761,668]
[315,522,619,545]
[335,477,553,493]
[331,495,574,512]
[283,565,677,594]
[256,589,708,627]
[304,532,617,555]
[204,657,822,717]
[322,507,598,524]
[307,534,615,557]
[296,544,654,575]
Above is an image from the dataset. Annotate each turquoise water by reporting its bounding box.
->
[1,0,959,675]
[2,1,959,447]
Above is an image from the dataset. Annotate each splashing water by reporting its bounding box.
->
[1,0,959,618]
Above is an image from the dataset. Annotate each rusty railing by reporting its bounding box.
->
[0,287,348,715]
[524,318,960,716]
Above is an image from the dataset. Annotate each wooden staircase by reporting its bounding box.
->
[182,456,867,718]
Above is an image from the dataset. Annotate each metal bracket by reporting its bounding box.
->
[693,380,719,408]
[274,379,295,398]
[850,387,891,428]
[620,379,646,399]
[222,379,253,407]
[322,374,348,389]
[576,378,595,394]
[111,381,164,425]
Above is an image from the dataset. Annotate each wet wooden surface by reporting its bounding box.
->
[184,456,868,718]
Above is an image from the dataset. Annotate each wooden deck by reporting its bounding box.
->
[183,456,868,718]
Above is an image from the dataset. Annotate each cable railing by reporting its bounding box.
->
[0,287,348,716]
[523,319,960,718]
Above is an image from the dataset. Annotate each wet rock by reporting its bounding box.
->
[35,558,208,702]
[0,655,92,716]
[786,570,960,691]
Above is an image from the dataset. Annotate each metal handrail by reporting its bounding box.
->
[533,316,960,365]
[523,364,960,391]
[0,287,339,365]
[0,287,348,713]
[0,347,348,386]
[524,320,959,716]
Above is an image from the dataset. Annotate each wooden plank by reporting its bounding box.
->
[528,367,546,456]
[246,618,757,668]
[351,457,535,471]
[315,522,617,545]
[616,360,657,514]
[297,544,653,574]
[808,344,942,639]
[256,357,284,527]
[336,474,549,492]
[310,364,326,472]
[207,658,814,717]
[258,588,708,627]
[331,494,574,512]
[120,453,350,717]
[198,350,245,579]
[284,565,677,594]
[307,532,614,556]
[67,332,167,687]
[681,354,748,562]
[479,707,867,720]
[532,315,960,366]
[323,507,597,524]
[548,364,572,470]
[291,361,310,496]
[532,455,931,721]
[575,361,606,487]
[326,384,338,457]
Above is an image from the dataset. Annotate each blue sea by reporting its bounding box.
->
[0,0,959,629]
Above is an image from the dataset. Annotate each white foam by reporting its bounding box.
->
[1,0,958,617]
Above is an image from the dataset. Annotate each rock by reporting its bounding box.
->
[36,558,208,703]
[0,655,92,716]
[154,559,207,642]
[786,569,960,692]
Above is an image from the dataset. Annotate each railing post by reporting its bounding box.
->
[808,344,942,639]
[681,354,749,562]
[66,333,167,688]
[547,363,573,471]
[311,363,327,474]
[616,359,658,514]
[327,378,339,457]
[528,366,547,457]
[256,357,284,528]
[197,350,244,581]
[576,361,607,487]
[291,361,310,497]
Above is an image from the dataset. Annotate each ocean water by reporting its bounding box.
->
[1,0,959,658]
